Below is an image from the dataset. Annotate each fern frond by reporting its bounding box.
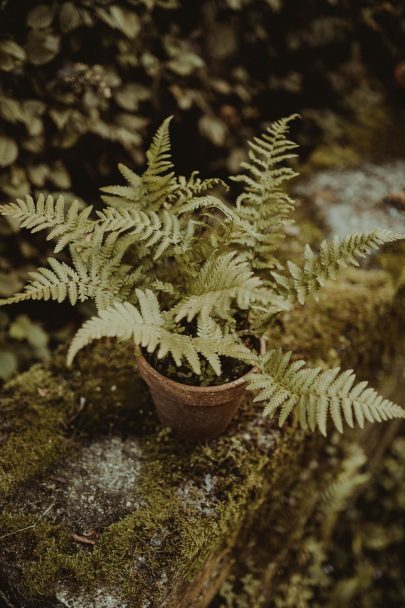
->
[143,115,177,206]
[0,257,87,306]
[0,194,93,252]
[101,117,177,211]
[174,251,263,322]
[67,289,257,376]
[232,114,299,201]
[195,315,223,375]
[230,114,300,267]
[0,229,145,310]
[176,194,234,218]
[273,230,403,304]
[175,194,249,251]
[248,348,405,436]
[321,445,369,516]
[249,292,292,332]
[151,279,175,294]
[175,172,228,200]
[97,208,182,259]
[100,164,145,210]
[67,289,199,374]
[144,116,174,177]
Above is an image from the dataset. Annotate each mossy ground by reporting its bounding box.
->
[213,432,405,608]
[0,259,404,606]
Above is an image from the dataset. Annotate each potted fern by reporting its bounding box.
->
[1,116,404,439]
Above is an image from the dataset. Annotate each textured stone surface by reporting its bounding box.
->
[1,162,404,608]
[294,159,405,236]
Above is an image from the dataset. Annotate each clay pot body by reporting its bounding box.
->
[137,338,265,440]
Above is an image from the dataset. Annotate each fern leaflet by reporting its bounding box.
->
[100,116,177,211]
[174,251,264,322]
[248,349,405,436]
[230,114,300,268]
[0,194,93,252]
[97,208,182,259]
[273,230,404,304]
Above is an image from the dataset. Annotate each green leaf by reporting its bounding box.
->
[25,31,60,65]
[0,351,17,381]
[110,6,140,39]
[199,115,227,146]
[9,315,49,350]
[0,96,23,123]
[59,2,86,33]
[26,4,54,28]
[0,40,26,72]
[98,6,140,39]
[115,84,151,111]
[0,136,18,167]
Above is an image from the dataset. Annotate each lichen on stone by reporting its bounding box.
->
[0,258,404,606]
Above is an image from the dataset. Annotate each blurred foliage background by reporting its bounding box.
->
[213,435,405,608]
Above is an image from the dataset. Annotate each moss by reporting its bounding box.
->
[0,417,276,603]
[308,144,363,170]
[2,422,319,606]
[0,341,155,502]
[377,241,405,288]
[219,435,405,608]
[304,85,402,173]
[0,365,76,497]
[0,266,404,606]
[267,268,399,374]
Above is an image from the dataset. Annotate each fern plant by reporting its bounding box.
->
[1,115,404,436]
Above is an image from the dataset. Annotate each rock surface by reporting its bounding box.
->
[294,159,405,236]
[1,162,404,608]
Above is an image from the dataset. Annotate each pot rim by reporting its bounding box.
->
[137,336,266,395]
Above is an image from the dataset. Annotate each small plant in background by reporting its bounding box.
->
[0,311,49,381]
[1,115,404,436]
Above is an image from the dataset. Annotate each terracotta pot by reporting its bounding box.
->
[137,338,266,440]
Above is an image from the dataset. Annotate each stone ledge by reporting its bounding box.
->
[0,264,404,608]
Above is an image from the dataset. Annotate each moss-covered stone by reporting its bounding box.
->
[267,268,399,372]
[1,256,404,607]
[0,365,76,497]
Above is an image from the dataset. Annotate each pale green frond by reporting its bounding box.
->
[194,315,258,375]
[175,194,260,242]
[174,251,263,322]
[67,289,202,373]
[248,290,292,332]
[248,348,405,436]
[273,230,404,305]
[145,116,174,177]
[0,194,94,252]
[143,116,177,206]
[230,114,300,267]
[176,194,234,217]
[321,445,369,520]
[176,172,228,199]
[151,279,175,294]
[0,226,146,311]
[100,118,177,211]
[195,315,223,375]
[0,257,86,306]
[100,164,145,210]
[97,208,182,259]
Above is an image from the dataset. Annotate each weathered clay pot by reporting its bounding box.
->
[137,338,266,440]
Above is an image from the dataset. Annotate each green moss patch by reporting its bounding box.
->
[267,268,398,373]
[0,365,76,497]
[0,265,404,606]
